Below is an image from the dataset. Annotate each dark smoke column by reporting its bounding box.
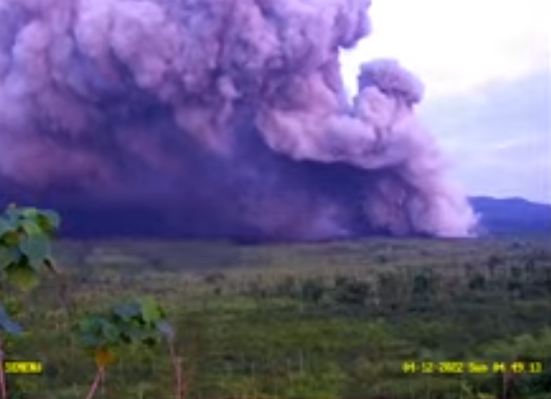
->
[0,0,477,240]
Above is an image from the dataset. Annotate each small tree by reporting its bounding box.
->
[77,297,184,399]
[0,204,60,399]
[334,277,371,307]
[410,270,435,312]
[300,278,325,305]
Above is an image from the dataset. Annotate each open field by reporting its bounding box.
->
[2,237,551,399]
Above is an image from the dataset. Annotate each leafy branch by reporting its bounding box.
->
[0,204,60,399]
[77,297,184,399]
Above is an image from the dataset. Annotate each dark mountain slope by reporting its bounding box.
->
[470,196,551,236]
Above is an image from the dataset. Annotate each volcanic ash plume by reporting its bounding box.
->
[0,0,477,240]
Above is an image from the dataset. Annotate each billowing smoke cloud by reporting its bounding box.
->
[0,0,477,241]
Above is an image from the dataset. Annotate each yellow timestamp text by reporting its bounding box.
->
[2,361,43,374]
[402,361,544,374]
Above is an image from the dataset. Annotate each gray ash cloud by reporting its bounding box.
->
[0,0,477,241]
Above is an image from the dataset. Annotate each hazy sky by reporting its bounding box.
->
[342,0,550,203]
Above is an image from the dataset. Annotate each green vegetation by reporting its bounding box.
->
[2,236,551,398]
[0,205,60,399]
[76,297,183,399]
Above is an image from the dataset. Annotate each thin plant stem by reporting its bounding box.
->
[168,339,185,399]
[85,365,104,399]
[0,332,7,399]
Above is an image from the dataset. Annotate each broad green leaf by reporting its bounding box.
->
[79,333,102,349]
[0,304,23,335]
[21,208,38,218]
[78,316,121,349]
[79,316,108,336]
[76,299,169,355]
[2,298,23,317]
[113,302,141,322]
[121,326,151,344]
[0,218,13,237]
[78,315,102,332]
[5,204,18,217]
[0,246,19,270]
[20,235,51,265]
[101,320,120,343]
[140,297,162,324]
[5,205,24,224]
[2,231,20,246]
[5,264,39,291]
[38,210,61,231]
[21,219,42,236]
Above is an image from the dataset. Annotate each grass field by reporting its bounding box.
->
[2,237,551,399]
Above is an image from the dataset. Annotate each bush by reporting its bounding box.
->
[333,277,371,307]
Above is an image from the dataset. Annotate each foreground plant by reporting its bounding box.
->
[0,205,60,399]
[77,297,184,399]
